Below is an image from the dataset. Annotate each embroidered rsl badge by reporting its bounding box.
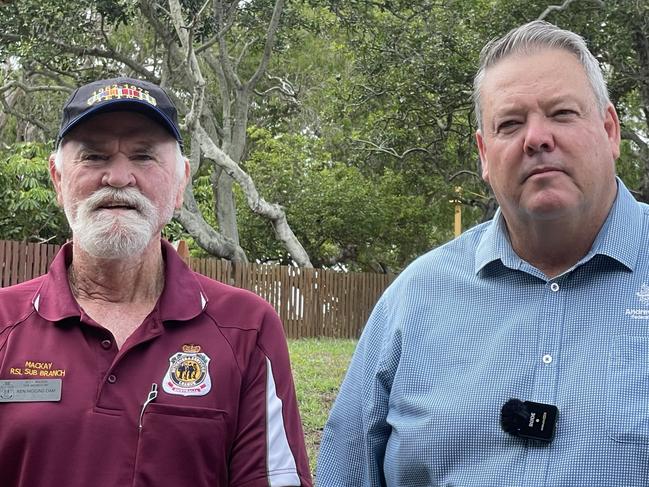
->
[162,345,211,396]
[86,83,158,108]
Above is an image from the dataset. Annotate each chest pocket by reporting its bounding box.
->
[133,403,229,487]
[606,335,649,443]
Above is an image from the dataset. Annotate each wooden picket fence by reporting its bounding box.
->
[0,240,394,338]
[0,240,61,287]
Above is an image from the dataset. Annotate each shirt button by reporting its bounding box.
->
[550,282,560,292]
[101,339,112,350]
[542,354,553,364]
[107,374,117,384]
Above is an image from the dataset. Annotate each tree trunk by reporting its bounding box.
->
[212,170,240,245]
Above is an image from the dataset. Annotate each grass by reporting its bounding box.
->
[288,338,358,474]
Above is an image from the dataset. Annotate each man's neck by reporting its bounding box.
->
[68,239,165,304]
[506,212,607,279]
[67,239,165,347]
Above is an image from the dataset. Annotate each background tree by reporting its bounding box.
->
[0,0,312,265]
[0,143,67,243]
[1,0,647,272]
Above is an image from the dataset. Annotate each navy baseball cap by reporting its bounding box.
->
[56,77,183,149]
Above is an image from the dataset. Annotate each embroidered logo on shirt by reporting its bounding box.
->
[162,346,211,396]
[636,283,649,304]
[625,283,649,319]
[8,360,66,378]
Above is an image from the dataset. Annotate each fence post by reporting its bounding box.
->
[177,239,190,263]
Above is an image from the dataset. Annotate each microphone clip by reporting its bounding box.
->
[500,399,558,442]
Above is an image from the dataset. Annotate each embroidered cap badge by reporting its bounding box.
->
[162,345,211,397]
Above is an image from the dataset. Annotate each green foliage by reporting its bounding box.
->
[0,0,128,67]
[0,143,69,243]
[237,126,440,270]
[310,0,495,231]
[3,0,649,270]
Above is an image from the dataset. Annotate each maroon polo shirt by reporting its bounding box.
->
[0,241,312,487]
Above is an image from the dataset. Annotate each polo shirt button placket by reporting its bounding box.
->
[107,374,117,384]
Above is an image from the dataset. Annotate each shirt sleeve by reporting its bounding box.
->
[229,306,312,487]
[316,296,401,486]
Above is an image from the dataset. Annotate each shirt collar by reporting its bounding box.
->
[587,179,643,271]
[34,239,206,323]
[475,178,643,275]
[33,242,79,321]
[157,239,207,322]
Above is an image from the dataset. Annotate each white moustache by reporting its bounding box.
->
[68,186,160,259]
[84,187,150,214]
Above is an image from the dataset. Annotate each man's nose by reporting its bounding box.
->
[523,116,556,156]
[101,156,136,188]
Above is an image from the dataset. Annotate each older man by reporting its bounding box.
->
[317,21,649,486]
[0,77,312,487]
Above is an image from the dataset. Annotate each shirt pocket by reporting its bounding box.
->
[606,335,649,443]
[133,403,229,487]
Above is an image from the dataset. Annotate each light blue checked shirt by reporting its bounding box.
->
[317,179,649,486]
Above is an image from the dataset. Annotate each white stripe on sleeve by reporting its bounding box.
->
[265,357,300,486]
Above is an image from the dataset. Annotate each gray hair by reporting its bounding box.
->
[54,141,186,180]
[472,20,609,131]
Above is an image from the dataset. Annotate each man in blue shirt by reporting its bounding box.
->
[317,20,649,486]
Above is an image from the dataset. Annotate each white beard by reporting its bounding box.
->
[64,187,175,259]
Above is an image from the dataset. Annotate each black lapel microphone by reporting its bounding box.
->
[500,398,559,442]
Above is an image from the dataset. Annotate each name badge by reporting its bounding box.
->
[0,379,62,402]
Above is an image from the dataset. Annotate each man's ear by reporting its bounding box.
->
[603,102,621,161]
[476,130,490,183]
[174,158,191,209]
[48,153,64,206]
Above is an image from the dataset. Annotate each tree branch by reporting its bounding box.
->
[0,80,72,96]
[178,185,248,262]
[254,74,299,103]
[538,0,604,20]
[236,37,258,69]
[195,125,312,266]
[0,96,52,136]
[215,0,242,89]
[203,49,232,142]
[448,170,482,182]
[621,127,649,155]
[194,1,237,55]
[353,138,431,159]
[167,0,206,132]
[247,0,285,89]
[0,32,155,81]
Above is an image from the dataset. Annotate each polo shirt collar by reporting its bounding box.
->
[33,242,79,321]
[157,239,207,322]
[34,240,207,323]
[475,178,642,275]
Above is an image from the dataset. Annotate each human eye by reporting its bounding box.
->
[79,152,108,163]
[131,152,155,163]
[496,119,521,134]
[552,108,579,120]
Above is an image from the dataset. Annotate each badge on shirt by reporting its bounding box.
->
[0,379,62,402]
[162,345,211,397]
